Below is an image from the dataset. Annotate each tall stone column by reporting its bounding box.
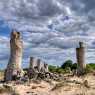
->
[76,42,86,75]
[28,57,38,79]
[44,63,49,73]
[5,31,23,81]
[29,57,38,70]
[37,59,41,72]
[28,57,49,79]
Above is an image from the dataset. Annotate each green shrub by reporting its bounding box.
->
[64,67,71,73]
[49,62,95,75]
[61,60,73,69]
[71,63,77,70]
[85,64,94,73]
[88,63,95,70]
[48,65,65,74]
[48,65,57,73]
[56,68,65,74]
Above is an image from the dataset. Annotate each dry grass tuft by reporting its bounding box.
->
[0,84,19,95]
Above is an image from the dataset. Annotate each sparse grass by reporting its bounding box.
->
[0,70,4,80]
[0,84,19,94]
[49,63,95,76]
[0,85,12,94]
[51,82,66,91]
[48,65,67,74]
[51,79,90,91]
[0,86,8,93]
[12,90,20,95]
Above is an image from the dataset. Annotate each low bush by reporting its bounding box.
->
[55,68,65,74]
[85,64,94,73]
[48,65,57,73]
[88,63,95,70]
[61,60,73,69]
[71,63,77,70]
[48,65,71,74]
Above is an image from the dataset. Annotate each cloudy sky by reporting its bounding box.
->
[0,0,95,69]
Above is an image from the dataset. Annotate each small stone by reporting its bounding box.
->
[83,80,90,88]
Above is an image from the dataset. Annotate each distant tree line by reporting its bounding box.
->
[48,60,95,74]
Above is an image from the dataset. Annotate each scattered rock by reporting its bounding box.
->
[83,80,90,88]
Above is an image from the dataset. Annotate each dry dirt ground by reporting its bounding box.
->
[1,74,95,95]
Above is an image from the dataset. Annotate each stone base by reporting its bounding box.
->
[4,69,23,81]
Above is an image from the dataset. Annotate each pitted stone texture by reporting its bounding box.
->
[28,57,49,79]
[29,57,48,73]
[29,57,38,70]
[44,63,49,73]
[5,31,23,81]
[76,42,86,75]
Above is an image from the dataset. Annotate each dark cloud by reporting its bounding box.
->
[38,0,62,16]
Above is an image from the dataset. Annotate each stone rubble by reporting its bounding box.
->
[28,57,63,81]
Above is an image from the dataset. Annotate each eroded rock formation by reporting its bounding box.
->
[76,42,86,75]
[28,57,49,79]
[5,31,23,81]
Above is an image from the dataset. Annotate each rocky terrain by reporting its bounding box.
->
[0,31,93,95]
[0,73,95,95]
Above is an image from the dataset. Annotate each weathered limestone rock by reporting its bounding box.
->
[28,57,38,79]
[44,62,49,73]
[28,57,49,79]
[28,57,63,81]
[29,57,38,70]
[5,31,23,81]
[76,42,86,75]
[29,57,49,73]
[36,59,41,72]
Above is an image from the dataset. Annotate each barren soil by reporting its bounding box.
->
[1,74,95,95]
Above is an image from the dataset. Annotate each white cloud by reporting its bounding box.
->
[0,0,95,68]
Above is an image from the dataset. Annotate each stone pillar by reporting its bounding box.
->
[29,57,34,69]
[36,59,41,72]
[44,63,49,73]
[28,57,38,79]
[28,57,49,79]
[40,61,45,73]
[29,57,37,69]
[76,42,86,75]
[5,31,23,81]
